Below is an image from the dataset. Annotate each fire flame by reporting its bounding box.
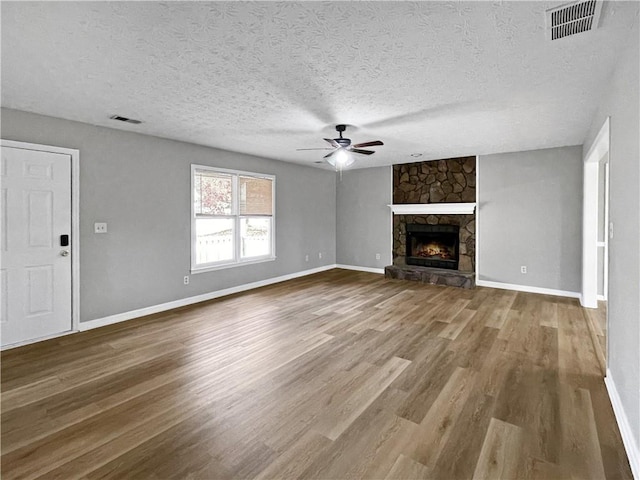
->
[415,242,453,260]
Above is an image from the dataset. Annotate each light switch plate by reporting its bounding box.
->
[94,222,107,233]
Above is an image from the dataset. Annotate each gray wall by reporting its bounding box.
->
[583,19,639,450]
[1,108,336,322]
[336,166,392,269]
[478,146,583,292]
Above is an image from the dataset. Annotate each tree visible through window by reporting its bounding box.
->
[192,166,275,270]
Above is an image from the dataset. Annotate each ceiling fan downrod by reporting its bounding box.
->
[334,125,351,147]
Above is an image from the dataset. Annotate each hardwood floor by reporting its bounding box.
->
[584,301,607,373]
[1,269,632,479]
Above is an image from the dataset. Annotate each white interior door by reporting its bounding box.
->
[1,146,73,347]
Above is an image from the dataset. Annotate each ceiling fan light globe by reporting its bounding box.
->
[327,149,355,169]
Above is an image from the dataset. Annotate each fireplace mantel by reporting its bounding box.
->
[388,203,476,215]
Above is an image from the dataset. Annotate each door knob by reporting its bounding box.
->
[60,250,70,257]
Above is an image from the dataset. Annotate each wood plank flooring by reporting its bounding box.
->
[584,301,607,373]
[1,269,632,479]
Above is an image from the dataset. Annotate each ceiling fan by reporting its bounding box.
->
[297,124,384,169]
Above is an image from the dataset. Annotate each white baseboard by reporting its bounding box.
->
[580,294,599,309]
[605,370,640,479]
[79,264,337,332]
[335,264,385,274]
[579,293,606,309]
[475,279,581,299]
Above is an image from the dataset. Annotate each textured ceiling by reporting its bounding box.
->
[2,1,639,169]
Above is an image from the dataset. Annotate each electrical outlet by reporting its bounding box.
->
[94,222,107,234]
[318,252,322,259]
[183,276,189,285]
[305,255,309,262]
[521,266,527,274]
[375,253,381,260]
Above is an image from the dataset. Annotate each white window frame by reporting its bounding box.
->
[191,164,276,273]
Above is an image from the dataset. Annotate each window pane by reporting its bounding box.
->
[196,218,234,264]
[239,176,273,215]
[240,217,271,258]
[195,170,233,215]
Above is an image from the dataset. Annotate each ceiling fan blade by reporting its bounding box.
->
[350,148,375,155]
[296,148,335,151]
[352,140,384,148]
[324,138,340,148]
[323,149,338,159]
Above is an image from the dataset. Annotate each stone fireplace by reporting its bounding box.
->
[386,156,476,288]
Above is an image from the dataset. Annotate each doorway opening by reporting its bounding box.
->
[581,117,609,372]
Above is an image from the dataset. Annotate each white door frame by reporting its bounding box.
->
[1,139,80,339]
[601,160,609,301]
[581,117,609,309]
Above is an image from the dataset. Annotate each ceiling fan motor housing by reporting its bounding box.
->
[334,124,351,146]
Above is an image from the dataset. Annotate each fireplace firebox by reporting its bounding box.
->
[406,224,459,270]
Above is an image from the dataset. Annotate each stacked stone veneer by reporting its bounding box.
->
[392,156,476,272]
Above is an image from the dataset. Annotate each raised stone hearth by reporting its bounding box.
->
[385,264,475,289]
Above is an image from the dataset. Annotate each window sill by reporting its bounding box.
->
[191,256,276,274]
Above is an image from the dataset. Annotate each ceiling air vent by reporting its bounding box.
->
[546,0,603,40]
[109,115,142,124]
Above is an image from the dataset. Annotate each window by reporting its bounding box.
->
[191,165,275,272]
